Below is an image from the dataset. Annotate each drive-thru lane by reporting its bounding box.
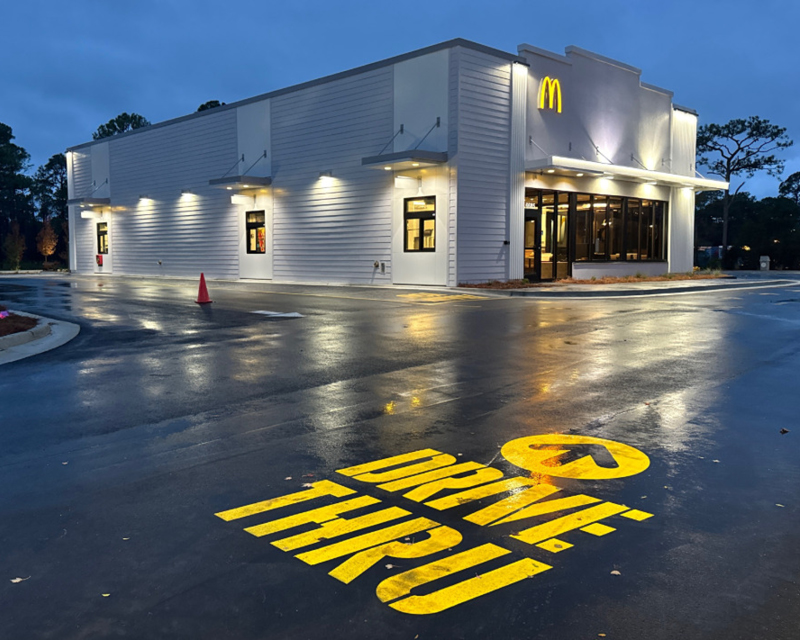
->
[0,276,798,639]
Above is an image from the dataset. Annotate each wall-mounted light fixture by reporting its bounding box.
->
[546,169,555,174]
[181,189,195,196]
[575,173,584,178]
[319,171,333,178]
[645,180,658,186]
[602,174,615,180]
[138,195,152,202]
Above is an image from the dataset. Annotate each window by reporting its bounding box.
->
[608,197,623,260]
[97,222,108,254]
[245,211,266,254]
[653,202,666,261]
[526,188,668,264]
[626,199,641,260]
[640,200,654,260]
[404,196,435,252]
[574,194,591,261]
[592,195,607,260]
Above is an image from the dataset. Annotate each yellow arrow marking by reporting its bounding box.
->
[501,434,650,480]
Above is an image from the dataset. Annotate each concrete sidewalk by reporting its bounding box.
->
[461,276,799,298]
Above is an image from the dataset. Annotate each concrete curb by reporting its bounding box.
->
[0,312,81,365]
[0,318,51,349]
[462,279,797,299]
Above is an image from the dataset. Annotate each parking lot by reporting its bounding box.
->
[1,275,799,639]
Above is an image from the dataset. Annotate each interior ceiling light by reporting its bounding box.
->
[576,173,584,177]
[546,169,555,174]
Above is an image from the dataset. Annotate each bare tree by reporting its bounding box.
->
[697,116,793,259]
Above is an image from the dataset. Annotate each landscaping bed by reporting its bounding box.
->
[461,271,727,290]
[0,305,38,338]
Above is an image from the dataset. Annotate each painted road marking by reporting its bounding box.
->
[376,545,552,615]
[620,509,654,521]
[488,494,603,527]
[424,477,540,511]
[216,436,655,615]
[252,310,304,318]
[244,495,380,537]
[215,480,355,521]
[511,502,630,545]
[536,538,573,553]
[296,518,440,565]
[329,525,462,584]
[273,506,411,552]
[501,434,651,480]
[581,523,616,536]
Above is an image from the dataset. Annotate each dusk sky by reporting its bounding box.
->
[2,0,797,197]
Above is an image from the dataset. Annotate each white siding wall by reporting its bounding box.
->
[70,150,95,274]
[236,100,273,280]
[669,109,699,272]
[455,48,513,283]
[391,50,449,286]
[108,111,239,279]
[270,68,394,284]
[508,61,528,280]
[672,109,697,178]
[447,49,460,287]
[669,186,695,272]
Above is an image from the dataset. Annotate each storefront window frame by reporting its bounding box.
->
[404,196,436,253]
[245,210,267,255]
[97,222,109,255]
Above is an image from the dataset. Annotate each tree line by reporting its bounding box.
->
[0,105,796,271]
[696,116,799,270]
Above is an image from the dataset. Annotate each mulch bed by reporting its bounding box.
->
[0,304,38,338]
[460,273,727,290]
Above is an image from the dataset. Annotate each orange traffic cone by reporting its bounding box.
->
[195,273,212,304]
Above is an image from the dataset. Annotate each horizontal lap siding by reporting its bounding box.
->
[71,151,95,273]
[271,68,393,283]
[456,49,512,283]
[108,111,239,279]
[448,48,460,286]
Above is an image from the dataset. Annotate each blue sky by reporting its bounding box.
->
[1,0,797,197]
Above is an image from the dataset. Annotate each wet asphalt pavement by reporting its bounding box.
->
[0,274,799,639]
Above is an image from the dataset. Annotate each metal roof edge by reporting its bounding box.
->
[66,38,522,154]
[564,46,642,75]
[641,81,674,98]
[517,43,572,65]
[673,103,699,116]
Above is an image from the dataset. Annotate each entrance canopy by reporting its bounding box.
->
[526,156,728,192]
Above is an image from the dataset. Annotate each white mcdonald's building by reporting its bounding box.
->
[67,39,727,285]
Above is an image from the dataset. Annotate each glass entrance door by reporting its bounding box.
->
[524,212,538,280]
[523,190,570,281]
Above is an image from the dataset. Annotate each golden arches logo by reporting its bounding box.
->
[538,76,562,113]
